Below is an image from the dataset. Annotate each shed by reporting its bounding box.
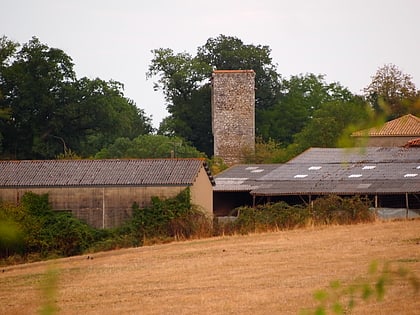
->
[0,159,215,228]
[352,114,420,147]
[213,164,279,216]
[213,147,420,218]
[251,147,420,216]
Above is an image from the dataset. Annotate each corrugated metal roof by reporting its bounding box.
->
[352,114,420,136]
[252,179,419,196]
[212,147,420,196]
[214,164,280,192]
[0,159,214,188]
[252,147,420,196]
[287,147,419,164]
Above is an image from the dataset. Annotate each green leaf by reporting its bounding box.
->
[313,290,328,302]
[314,306,326,315]
[361,284,373,300]
[332,302,344,314]
[330,280,341,290]
[368,260,378,274]
[375,277,386,300]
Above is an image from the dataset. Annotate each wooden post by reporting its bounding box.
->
[102,187,106,229]
[405,193,409,219]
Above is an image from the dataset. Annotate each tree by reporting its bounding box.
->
[292,98,371,153]
[0,37,76,158]
[66,78,153,157]
[364,64,419,118]
[148,35,281,156]
[0,36,152,159]
[196,35,281,110]
[95,134,204,159]
[258,74,355,145]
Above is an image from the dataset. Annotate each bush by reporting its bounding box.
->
[312,195,375,225]
[128,188,212,243]
[228,202,311,235]
[224,195,375,235]
[1,192,100,261]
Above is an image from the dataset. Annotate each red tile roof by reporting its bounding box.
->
[352,114,420,137]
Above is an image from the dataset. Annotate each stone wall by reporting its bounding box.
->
[211,70,255,165]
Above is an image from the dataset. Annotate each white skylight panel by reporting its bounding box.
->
[404,173,418,178]
[416,166,420,169]
[251,169,264,173]
[348,174,363,178]
[362,165,376,170]
[308,166,322,170]
[245,167,259,170]
[294,174,308,178]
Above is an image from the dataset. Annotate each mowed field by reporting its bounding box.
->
[1,220,419,315]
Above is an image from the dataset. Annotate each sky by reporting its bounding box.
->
[1,0,420,128]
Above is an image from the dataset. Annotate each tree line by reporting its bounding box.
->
[148,35,420,161]
[1,34,419,162]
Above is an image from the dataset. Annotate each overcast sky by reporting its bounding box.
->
[2,0,419,127]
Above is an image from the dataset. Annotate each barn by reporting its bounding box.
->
[214,147,420,219]
[213,164,279,216]
[0,159,215,228]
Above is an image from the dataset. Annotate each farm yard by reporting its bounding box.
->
[1,219,419,315]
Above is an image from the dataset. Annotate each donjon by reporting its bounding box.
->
[211,70,255,165]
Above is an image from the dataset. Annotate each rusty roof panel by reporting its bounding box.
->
[0,159,211,187]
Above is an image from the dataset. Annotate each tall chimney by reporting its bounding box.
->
[211,70,255,165]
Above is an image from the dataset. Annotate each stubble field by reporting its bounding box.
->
[1,219,419,315]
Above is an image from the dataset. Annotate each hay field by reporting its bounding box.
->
[1,220,419,315]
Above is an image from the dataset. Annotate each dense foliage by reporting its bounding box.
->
[148,35,419,161]
[0,192,100,260]
[218,195,375,235]
[148,35,281,156]
[0,190,212,264]
[363,63,420,118]
[1,35,419,162]
[127,188,212,243]
[0,36,153,159]
[1,192,376,265]
[95,134,204,159]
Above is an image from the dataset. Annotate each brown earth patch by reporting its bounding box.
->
[1,219,419,314]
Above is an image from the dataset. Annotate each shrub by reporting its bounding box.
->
[126,188,212,244]
[1,192,99,262]
[226,195,375,235]
[229,202,311,234]
[311,195,375,225]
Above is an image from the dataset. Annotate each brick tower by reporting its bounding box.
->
[211,70,255,165]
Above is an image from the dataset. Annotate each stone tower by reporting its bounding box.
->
[211,70,255,165]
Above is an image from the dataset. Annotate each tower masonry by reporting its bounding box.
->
[211,70,255,166]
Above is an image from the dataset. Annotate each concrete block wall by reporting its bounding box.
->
[211,70,255,165]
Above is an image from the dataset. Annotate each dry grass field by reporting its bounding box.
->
[1,219,419,315]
